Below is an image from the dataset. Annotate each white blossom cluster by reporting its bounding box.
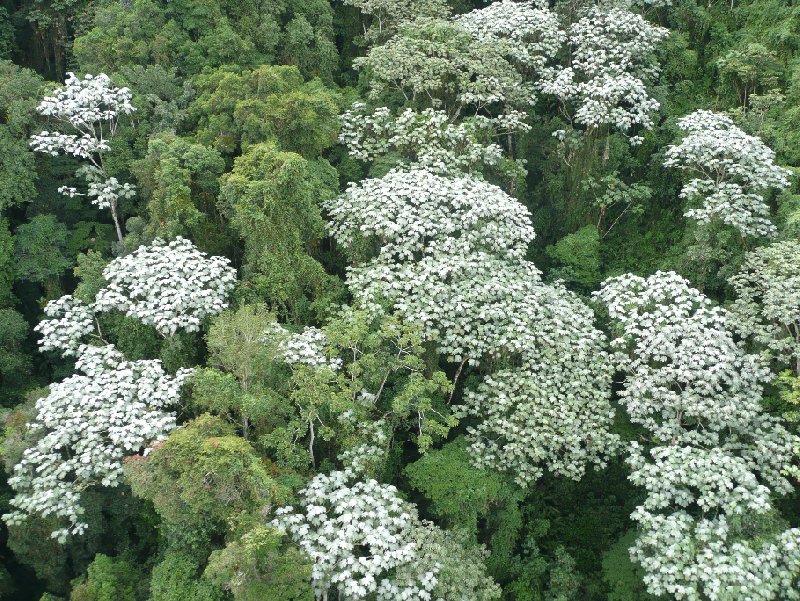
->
[327,168,619,485]
[34,72,134,130]
[326,169,535,263]
[453,0,565,71]
[729,240,800,371]
[339,104,521,177]
[273,471,438,600]
[34,295,95,357]
[594,271,800,599]
[265,322,343,371]
[354,19,538,114]
[541,7,668,137]
[664,110,792,237]
[3,344,191,543]
[29,72,138,240]
[93,237,237,337]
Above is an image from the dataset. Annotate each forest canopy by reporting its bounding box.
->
[1,0,800,600]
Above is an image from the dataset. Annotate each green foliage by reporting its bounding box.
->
[545,225,602,291]
[189,65,341,157]
[135,134,225,244]
[205,525,313,600]
[0,308,32,405]
[601,530,655,601]
[73,0,337,80]
[405,437,510,535]
[125,415,279,552]
[14,215,72,296]
[149,552,222,601]
[69,554,141,601]
[219,142,342,320]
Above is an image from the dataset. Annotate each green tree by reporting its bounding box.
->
[189,65,341,157]
[219,142,342,320]
[14,215,72,298]
[125,415,280,552]
[205,524,313,600]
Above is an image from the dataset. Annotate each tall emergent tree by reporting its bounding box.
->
[30,72,137,242]
[595,271,800,599]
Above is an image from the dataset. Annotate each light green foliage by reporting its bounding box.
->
[69,554,141,601]
[264,307,453,469]
[545,225,601,290]
[149,552,222,601]
[189,65,341,157]
[219,142,341,319]
[72,251,109,305]
[205,525,313,600]
[601,530,655,601]
[14,215,72,295]
[125,415,278,550]
[201,304,285,436]
[135,134,226,245]
[717,42,782,107]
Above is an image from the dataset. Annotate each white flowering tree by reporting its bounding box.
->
[273,458,500,600]
[454,0,565,73]
[541,6,668,142]
[594,271,800,599]
[4,236,237,542]
[664,110,792,237]
[339,104,525,178]
[729,240,800,374]
[93,237,237,337]
[29,73,136,242]
[3,343,191,543]
[325,168,619,485]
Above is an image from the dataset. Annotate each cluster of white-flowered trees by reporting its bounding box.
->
[340,0,668,185]
[594,272,800,599]
[3,237,236,542]
[30,72,137,243]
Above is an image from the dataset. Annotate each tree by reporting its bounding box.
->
[219,144,340,320]
[664,110,792,237]
[125,415,278,551]
[594,271,800,599]
[188,65,341,158]
[3,343,192,542]
[262,306,454,468]
[354,19,536,119]
[73,0,338,80]
[541,6,669,142]
[93,237,237,337]
[14,215,72,297]
[136,134,226,243]
[326,168,619,485]
[454,0,565,73]
[205,525,313,600]
[29,73,137,242]
[273,464,499,600]
[339,104,524,179]
[729,240,800,374]
[342,0,450,45]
